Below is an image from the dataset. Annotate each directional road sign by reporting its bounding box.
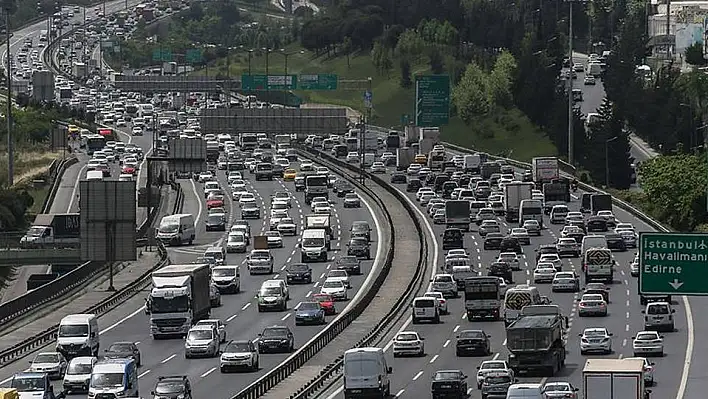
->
[639,232,708,295]
[242,74,297,91]
[414,74,450,127]
[298,74,337,90]
[186,49,203,64]
[152,49,172,62]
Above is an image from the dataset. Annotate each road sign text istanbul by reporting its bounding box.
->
[639,233,708,295]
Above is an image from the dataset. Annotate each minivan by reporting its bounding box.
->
[257,280,288,312]
[343,348,392,398]
[581,235,608,255]
[203,246,226,266]
[156,214,195,245]
[211,266,240,294]
[300,229,329,262]
[89,359,138,398]
[643,301,675,331]
[549,205,569,224]
[411,297,441,324]
[56,314,100,358]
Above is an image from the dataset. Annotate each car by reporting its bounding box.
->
[276,217,298,236]
[196,319,227,343]
[247,249,274,275]
[616,229,638,248]
[538,253,562,271]
[370,162,386,173]
[392,331,425,357]
[283,168,297,180]
[533,267,556,284]
[153,376,192,399]
[295,301,326,325]
[220,340,259,372]
[625,357,655,385]
[583,75,596,85]
[497,252,521,271]
[542,381,579,398]
[258,325,295,353]
[300,161,314,171]
[431,274,458,298]
[586,216,608,232]
[632,331,664,357]
[523,220,541,236]
[578,294,608,317]
[312,293,336,315]
[336,255,362,275]
[29,352,67,379]
[184,325,219,358]
[320,278,348,301]
[480,370,514,398]
[423,291,448,314]
[579,327,613,355]
[431,370,468,398]
[346,151,359,163]
[265,231,284,248]
[347,237,371,259]
[630,259,639,277]
[205,213,226,231]
[343,193,361,208]
[483,233,504,250]
[552,272,580,292]
[390,173,407,184]
[476,360,513,389]
[455,329,491,356]
[285,263,312,284]
[226,232,248,253]
[584,283,610,302]
[62,356,97,393]
[605,233,627,251]
[432,209,446,224]
[479,220,501,236]
[509,228,530,245]
[198,171,215,183]
[326,269,351,288]
[556,238,580,257]
[103,341,141,366]
[596,210,618,225]
[573,63,584,72]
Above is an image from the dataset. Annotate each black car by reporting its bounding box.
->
[205,213,226,231]
[347,237,371,259]
[567,231,585,244]
[285,263,312,284]
[488,262,513,283]
[586,216,608,232]
[605,233,627,251]
[336,255,362,275]
[350,221,372,241]
[522,170,533,182]
[406,178,423,192]
[390,173,407,184]
[152,376,192,399]
[430,370,468,399]
[258,326,294,353]
[334,180,354,197]
[536,244,559,262]
[483,233,504,250]
[442,228,464,250]
[104,341,141,367]
[333,144,348,157]
[455,329,491,356]
[500,237,522,254]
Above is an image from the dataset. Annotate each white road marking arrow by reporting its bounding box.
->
[669,279,684,290]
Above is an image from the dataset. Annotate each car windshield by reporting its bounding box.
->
[155,382,184,394]
[288,264,309,272]
[328,270,347,278]
[34,354,59,363]
[648,304,670,314]
[482,362,505,370]
[434,276,452,282]
[486,375,511,384]
[251,251,269,259]
[207,214,223,223]
[213,268,236,277]
[107,343,132,352]
[323,280,343,288]
[460,331,484,339]
[298,302,320,311]
[637,333,658,340]
[434,371,461,380]
[584,330,606,337]
[544,384,571,391]
[188,330,213,340]
[262,328,288,337]
[225,342,252,352]
[338,256,358,265]
[397,333,419,341]
[59,324,88,337]
[260,287,281,296]
[11,376,45,392]
[67,361,93,374]
[90,372,123,388]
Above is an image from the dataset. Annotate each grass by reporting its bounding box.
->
[200,45,557,162]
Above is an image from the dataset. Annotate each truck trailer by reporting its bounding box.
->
[583,358,647,399]
[531,157,560,189]
[506,305,567,376]
[147,264,211,339]
[503,182,533,223]
[445,200,471,231]
[305,214,333,238]
[396,147,415,170]
[20,213,80,248]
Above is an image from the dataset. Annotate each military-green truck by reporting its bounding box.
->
[506,305,568,376]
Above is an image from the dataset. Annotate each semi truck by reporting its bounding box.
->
[590,193,613,214]
[583,358,647,399]
[542,180,571,213]
[503,182,533,223]
[396,147,415,170]
[463,154,481,174]
[206,141,220,163]
[506,305,567,376]
[481,162,501,180]
[20,214,80,248]
[385,132,400,150]
[305,214,333,238]
[445,200,471,231]
[147,263,211,339]
[463,276,501,320]
[531,157,560,189]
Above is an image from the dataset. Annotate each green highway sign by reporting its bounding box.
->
[242,74,298,91]
[152,49,172,62]
[639,232,708,295]
[186,49,203,63]
[298,74,338,90]
[414,74,450,127]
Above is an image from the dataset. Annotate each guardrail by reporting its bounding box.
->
[232,148,403,399]
[0,240,169,367]
[40,157,78,214]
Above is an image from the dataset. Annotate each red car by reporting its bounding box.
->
[121,166,136,175]
[313,293,336,315]
[207,196,225,209]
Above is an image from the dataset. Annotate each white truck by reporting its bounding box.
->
[20,214,81,248]
[531,157,560,189]
[463,276,501,320]
[396,147,415,170]
[445,200,471,231]
[463,154,481,174]
[147,264,212,339]
[357,131,378,153]
[305,214,333,238]
[583,358,646,399]
[503,182,533,223]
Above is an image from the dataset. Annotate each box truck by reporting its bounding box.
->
[20,214,80,248]
[583,358,647,399]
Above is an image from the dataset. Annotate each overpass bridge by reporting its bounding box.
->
[0,248,82,266]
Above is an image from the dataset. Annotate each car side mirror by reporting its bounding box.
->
[578,333,582,337]
[672,309,676,313]
[631,336,635,339]
[609,333,614,336]
[650,362,655,366]
[104,349,108,352]
[640,310,645,313]
[151,392,155,396]
[573,388,579,391]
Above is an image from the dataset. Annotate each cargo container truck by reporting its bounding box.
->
[20,213,80,248]
[504,182,533,223]
[583,358,647,399]
[531,157,560,189]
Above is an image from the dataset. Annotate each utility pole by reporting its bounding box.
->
[605,136,618,188]
[4,3,13,186]
[666,0,671,60]
[567,0,574,166]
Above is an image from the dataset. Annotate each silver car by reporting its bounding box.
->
[29,352,68,379]
[247,250,274,274]
[185,325,219,358]
[343,193,361,208]
[632,331,664,357]
[431,274,458,298]
[579,327,613,355]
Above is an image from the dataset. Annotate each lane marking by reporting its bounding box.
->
[138,369,150,378]
[429,354,438,363]
[242,303,251,310]
[226,314,238,322]
[200,367,216,378]
[161,354,175,363]
[412,371,423,381]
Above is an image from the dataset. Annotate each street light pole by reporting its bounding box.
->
[4,5,13,186]
[605,136,618,188]
[567,0,574,166]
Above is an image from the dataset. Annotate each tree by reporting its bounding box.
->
[685,43,707,66]
[399,58,412,88]
[487,50,516,109]
[452,62,490,123]
[394,29,425,62]
[585,98,635,188]
[429,47,444,74]
[342,37,353,68]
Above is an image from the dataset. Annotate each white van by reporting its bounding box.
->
[300,229,329,262]
[343,348,392,398]
[89,358,138,398]
[86,170,103,181]
[211,265,240,294]
[549,205,569,224]
[63,356,97,393]
[156,214,195,246]
[363,153,375,167]
[643,301,675,331]
[56,314,100,358]
[506,383,543,398]
[412,296,441,324]
[204,246,226,266]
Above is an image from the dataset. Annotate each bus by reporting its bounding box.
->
[503,285,542,325]
[240,133,257,150]
[86,134,106,155]
[519,199,543,227]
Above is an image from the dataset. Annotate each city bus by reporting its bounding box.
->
[86,134,106,155]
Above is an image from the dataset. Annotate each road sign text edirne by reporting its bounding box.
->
[639,232,708,295]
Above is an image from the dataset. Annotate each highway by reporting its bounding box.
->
[322,154,689,399]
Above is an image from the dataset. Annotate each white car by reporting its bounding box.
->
[195,319,227,343]
[579,327,613,355]
[509,228,530,244]
[632,331,664,357]
[416,187,434,201]
[320,278,348,301]
[198,171,215,182]
[62,356,97,393]
[538,254,562,271]
[419,192,436,205]
[370,162,386,173]
[423,291,448,314]
[497,277,508,297]
[476,360,513,389]
[300,161,314,171]
[29,352,68,379]
[497,252,520,271]
[407,164,422,175]
[542,382,579,399]
[230,179,247,191]
[264,231,283,248]
[533,267,556,283]
[314,205,332,215]
[625,357,655,385]
[276,218,297,236]
[326,269,350,288]
[346,152,359,163]
[226,232,248,253]
[552,272,580,292]
[446,249,468,259]
[392,331,425,357]
[596,210,617,224]
[239,193,257,207]
[220,340,259,372]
